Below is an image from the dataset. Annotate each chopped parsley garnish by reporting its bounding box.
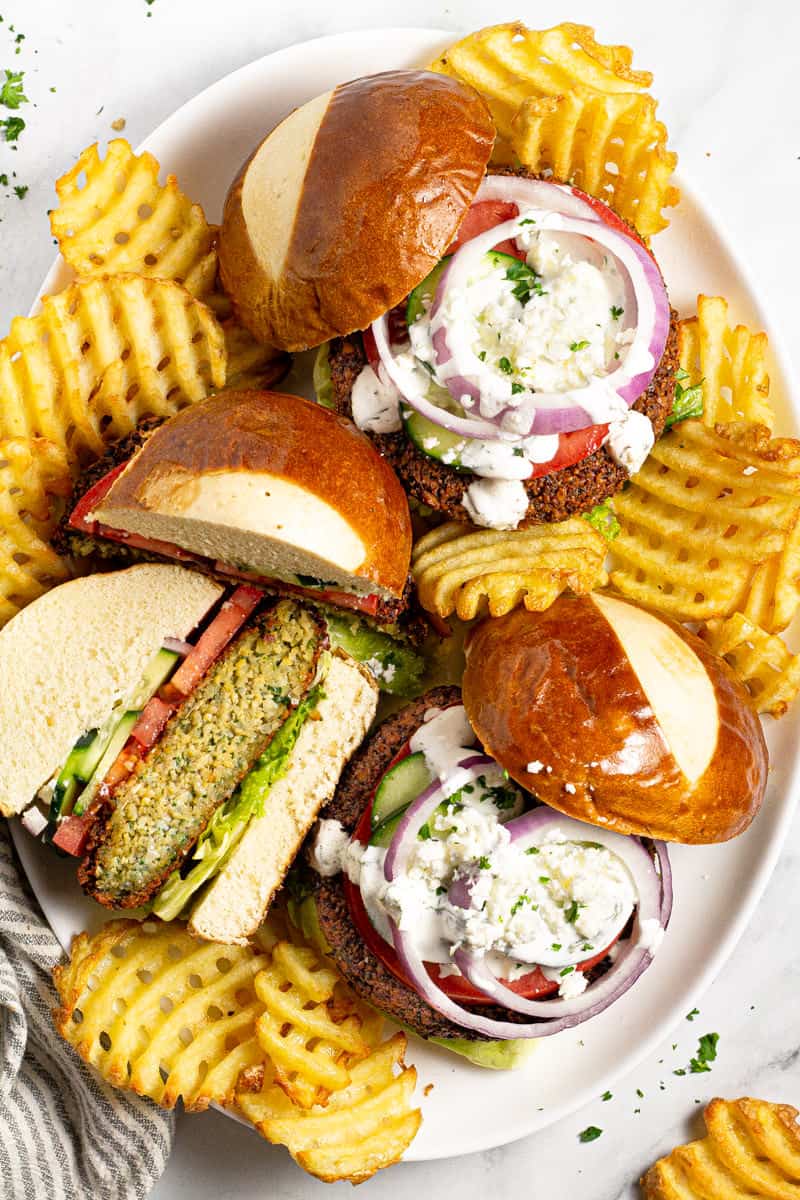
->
[0,69,26,108]
[478,350,487,362]
[525,846,539,855]
[582,943,594,952]
[538,876,550,884]
[686,1008,700,1021]
[583,498,621,542]
[418,823,432,841]
[559,966,574,977]
[504,258,545,305]
[610,305,624,320]
[510,893,529,916]
[511,381,524,395]
[674,1032,719,1075]
[0,173,7,185]
[435,886,446,895]
[578,1126,602,1143]
[551,942,562,951]
[570,340,591,352]
[519,217,536,225]
[564,899,582,924]
[477,855,491,870]
[689,1032,719,1073]
[666,367,704,428]
[13,183,26,198]
[513,446,525,456]
[601,1091,612,1102]
[0,114,24,141]
[498,356,513,374]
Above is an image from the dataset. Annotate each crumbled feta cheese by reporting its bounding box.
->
[607,408,654,475]
[638,917,665,954]
[527,760,545,774]
[564,783,577,795]
[463,478,529,529]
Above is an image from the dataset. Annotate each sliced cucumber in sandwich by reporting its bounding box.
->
[326,616,425,698]
[370,752,432,847]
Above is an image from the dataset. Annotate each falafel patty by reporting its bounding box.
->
[312,687,529,1042]
[80,599,326,909]
[327,309,679,526]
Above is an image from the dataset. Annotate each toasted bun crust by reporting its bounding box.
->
[218,70,495,351]
[93,389,413,599]
[0,566,223,817]
[462,594,768,844]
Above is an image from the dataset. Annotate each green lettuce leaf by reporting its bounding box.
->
[152,684,325,920]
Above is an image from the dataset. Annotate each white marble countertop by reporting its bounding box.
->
[1,1,799,1197]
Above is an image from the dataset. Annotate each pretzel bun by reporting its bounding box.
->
[462,593,768,844]
[218,69,495,351]
[92,389,412,600]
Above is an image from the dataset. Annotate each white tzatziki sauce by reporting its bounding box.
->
[307,706,646,997]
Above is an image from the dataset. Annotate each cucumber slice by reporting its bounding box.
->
[406,256,450,328]
[129,647,179,709]
[73,710,140,816]
[49,775,80,822]
[370,808,406,849]
[371,751,432,833]
[402,406,467,468]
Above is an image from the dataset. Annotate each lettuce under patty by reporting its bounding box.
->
[152,683,325,921]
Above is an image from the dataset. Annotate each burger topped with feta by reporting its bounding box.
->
[219,69,679,531]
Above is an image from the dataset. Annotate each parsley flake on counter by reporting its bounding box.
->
[0,113,23,141]
[578,1126,602,1143]
[601,1091,612,1102]
[636,1088,644,1098]
[0,68,26,107]
[689,1032,719,1073]
[13,183,26,198]
[686,1007,700,1021]
[570,339,590,352]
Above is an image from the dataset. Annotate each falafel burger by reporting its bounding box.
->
[0,564,378,943]
[301,686,674,1068]
[58,389,414,628]
[219,69,678,531]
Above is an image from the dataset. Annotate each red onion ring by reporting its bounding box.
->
[161,637,193,657]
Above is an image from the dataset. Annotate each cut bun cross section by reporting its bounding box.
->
[463,593,768,844]
[87,389,413,605]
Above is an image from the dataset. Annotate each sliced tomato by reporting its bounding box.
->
[52,811,96,857]
[165,590,261,699]
[343,749,613,1006]
[529,422,610,478]
[130,696,174,749]
[574,186,649,250]
[68,462,128,531]
[448,200,524,260]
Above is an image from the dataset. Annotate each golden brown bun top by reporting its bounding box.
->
[98,390,413,598]
[218,70,495,351]
[462,594,768,844]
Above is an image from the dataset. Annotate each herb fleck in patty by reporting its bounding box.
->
[80,600,325,908]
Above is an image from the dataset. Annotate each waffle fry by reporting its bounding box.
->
[0,437,72,625]
[641,1097,800,1198]
[221,317,291,392]
[608,419,800,630]
[412,518,608,620]
[252,940,378,1108]
[0,274,226,468]
[51,139,217,298]
[238,1033,421,1184]
[701,614,800,718]
[53,920,268,1110]
[680,295,774,430]
[429,22,678,237]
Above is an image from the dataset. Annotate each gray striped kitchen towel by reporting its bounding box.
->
[0,824,174,1200]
